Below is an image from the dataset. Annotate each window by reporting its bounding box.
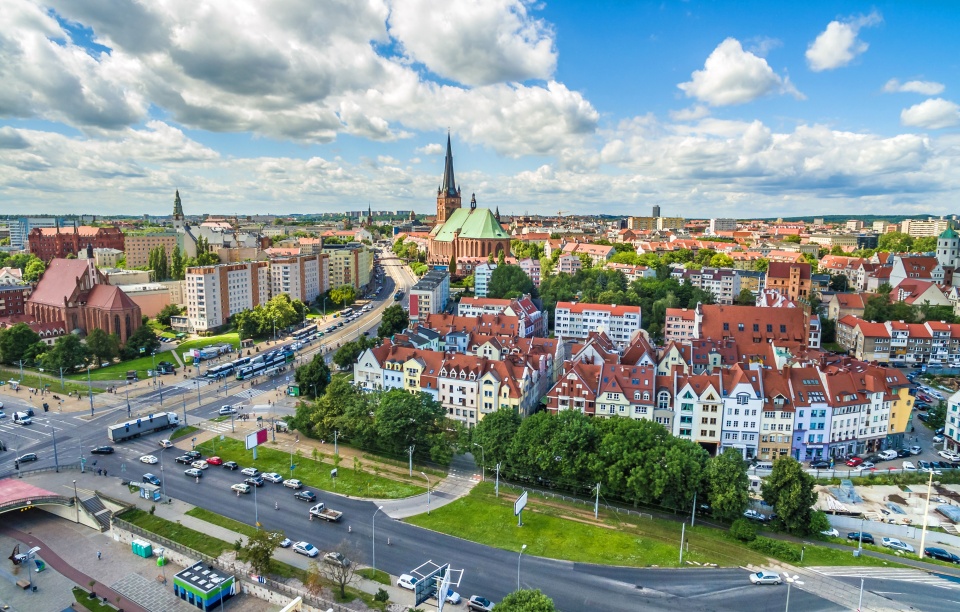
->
[737,393,750,405]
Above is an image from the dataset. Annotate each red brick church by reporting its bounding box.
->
[28,222,124,262]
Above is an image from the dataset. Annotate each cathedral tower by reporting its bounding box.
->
[436,133,461,224]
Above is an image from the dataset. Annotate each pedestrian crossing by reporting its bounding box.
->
[809,566,960,590]
[234,388,268,400]
[169,379,212,390]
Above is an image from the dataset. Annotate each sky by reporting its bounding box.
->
[1,0,959,219]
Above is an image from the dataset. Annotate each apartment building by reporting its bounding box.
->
[718,365,763,460]
[518,258,541,287]
[672,267,740,304]
[900,218,952,238]
[544,361,661,423]
[474,263,495,297]
[125,232,181,268]
[185,261,270,331]
[554,302,643,347]
[561,242,615,266]
[0,285,29,317]
[9,217,60,251]
[946,390,960,454]
[837,316,960,367]
[664,308,696,342]
[409,269,450,322]
[269,253,329,304]
[673,373,723,455]
[889,256,944,287]
[457,295,548,337]
[709,218,738,234]
[557,253,582,275]
[322,243,373,290]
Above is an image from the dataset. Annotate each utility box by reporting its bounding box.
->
[132,540,153,558]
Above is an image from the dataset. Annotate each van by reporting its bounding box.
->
[13,412,32,425]
[878,450,898,461]
[753,461,774,471]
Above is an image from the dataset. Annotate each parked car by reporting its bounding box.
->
[293,542,319,557]
[909,445,922,455]
[223,461,239,470]
[749,571,782,585]
[185,450,201,460]
[142,473,161,486]
[854,462,875,471]
[924,547,960,563]
[397,574,419,590]
[184,468,203,478]
[820,528,839,538]
[245,475,265,487]
[283,479,303,489]
[881,538,915,553]
[206,456,223,466]
[231,483,251,494]
[241,467,259,477]
[438,589,461,604]
[877,450,898,461]
[743,509,768,522]
[175,455,193,464]
[847,532,875,545]
[90,446,115,455]
[897,448,913,458]
[263,472,283,483]
[933,435,944,443]
[323,551,350,567]
[159,439,173,448]
[939,450,960,462]
[845,457,863,467]
[809,460,830,469]
[468,596,495,611]
[902,461,917,471]
[294,490,317,502]
[279,538,292,548]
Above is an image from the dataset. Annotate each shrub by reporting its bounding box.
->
[374,588,389,602]
[747,537,801,562]
[730,518,757,542]
[149,504,156,515]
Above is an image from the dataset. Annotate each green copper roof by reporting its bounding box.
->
[430,207,509,241]
[940,227,958,239]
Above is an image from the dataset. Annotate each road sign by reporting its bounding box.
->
[515,490,528,527]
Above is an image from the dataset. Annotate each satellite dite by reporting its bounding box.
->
[410,560,464,612]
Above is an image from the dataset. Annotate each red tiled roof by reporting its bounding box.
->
[27,259,93,307]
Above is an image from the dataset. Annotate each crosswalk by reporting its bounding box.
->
[234,388,268,400]
[169,379,212,390]
[809,566,960,590]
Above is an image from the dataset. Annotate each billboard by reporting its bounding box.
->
[414,562,448,607]
[514,490,528,515]
[245,428,268,450]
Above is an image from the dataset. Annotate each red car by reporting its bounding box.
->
[845,457,863,467]
[206,456,223,466]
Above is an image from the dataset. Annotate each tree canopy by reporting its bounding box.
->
[377,304,409,339]
[705,448,750,522]
[0,323,41,365]
[85,329,120,366]
[487,264,536,299]
[294,354,331,399]
[761,457,819,536]
[497,590,556,612]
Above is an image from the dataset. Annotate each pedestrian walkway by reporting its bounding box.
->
[809,566,960,590]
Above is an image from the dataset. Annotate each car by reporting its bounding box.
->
[206,456,223,466]
[142,473,161,486]
[283,479,303,489]
[877,450,898,461]
[845,457,863,467]
[820,528,840,538]
[854,462,875,471]
[437,589,461,604]
[159,439,173,448]
[809,460,830,469]
[184,468,203,478]
[902,461,917,471]
[909,445,922,455]
[231,483,251,494]
[921,466,943,475]
[743,509,768,522]
[0,410,4,419]
[881,538,915,553]
[140,455,158,464]
[468,596,495,611]
[918,460,932,470]
[749,571,782,585]
[223,461,239,470]
[241,467,259,477]
[175,455,193,464]
[191,460,209,470]
[933,435,945,443]
[262,472,283,483]
[939,450,960,462]
[185,450,201,460]
[847,532,875,545]
[90,446,115,455]
[245,475,265,487]
[397,574,419,591]
[279,538,292,548]
[293,542,319,557]
[917,413,930,423]
[16,453,39,464]
[897,448,912,458]
[323,551,350,567]
[924,547,960,563]
[933,461,953,470]
[294,490,317,502]
[218,406,237,415]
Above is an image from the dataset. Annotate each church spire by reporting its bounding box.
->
[173,189,183,217]
[495,206,501,222]
[440,132,457,198]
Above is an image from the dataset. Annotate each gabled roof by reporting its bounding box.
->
[28,259,93,307]
[429,207,509,241]
[83,284,138,311]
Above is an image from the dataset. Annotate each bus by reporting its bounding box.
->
[205,364,235,380]
[339,308,354,318]
[294,325,318,341]
[236,352,286,380]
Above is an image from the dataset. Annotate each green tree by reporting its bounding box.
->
[171,244,184,280]
[238,528,284,575]
[333,336,375,370]
[472,408,522,468]
[373,389,453,463]
[0,323,41,365]
[927,400,947,430]
[708,253,734,268]
[291,376,365,441]
[782,235,802,244]
[41,334,90,372]
[121,324,161,359]
[449,254,457,277]
[753,258,769,272]
[913,236,937,252]
[497,248,506,266]
[877,231,913,253]
[761,457,818,536]
[392,238,406,256]
[705,448,750,522]
[330,284,357,307]
[156,304,183,326]
[496,589,556,612]
[85,328,120,366]
[23,258,46,282]
[735,288,755,305]
[377,304,409,338]
[294,354,331,399]
[487,264,535,299]
[829,274,849,292]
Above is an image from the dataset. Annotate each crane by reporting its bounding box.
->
[557,210,567,218]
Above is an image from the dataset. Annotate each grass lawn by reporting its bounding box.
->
[798,542,905,568]
[73,587,119,612]
[196,438,425,499]
[822,342,845,353]
[186,507,258,538]
[357,568,390,585]
[117,508,231,558]
[0,367,104,394]
[170,425,200,440]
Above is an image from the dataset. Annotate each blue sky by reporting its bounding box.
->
[1,1,958,218]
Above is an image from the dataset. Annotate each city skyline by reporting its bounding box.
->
[1,1,958,217]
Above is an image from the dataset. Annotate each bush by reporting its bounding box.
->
[149,504,155,515]
[747,537,801,562]
[374,588,389,602]
[730,518,757,542]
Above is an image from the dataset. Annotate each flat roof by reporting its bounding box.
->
[174,561,232,594]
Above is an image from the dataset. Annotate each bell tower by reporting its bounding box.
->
[436,133,461,224]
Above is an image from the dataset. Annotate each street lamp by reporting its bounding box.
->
[784,574,803,612]
[517,544,527,591]
[421,471,431,515]
[73,479,79,523]
[372,505,384,575]
[47,419,60,472]
[918,469,936,559]
[473,443,485,481]
[87,365,94,417]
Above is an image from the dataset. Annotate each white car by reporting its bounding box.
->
[283,479,303,489]
[140,455,158,464]
[938,450,960,462]
[820,528,839,538]
[262,472,283,483]
[436,588,461,604]
[902,461,917,471]
[241,467,259,477]
[854,462,875,471]
[743,509,767,521]
[877,450,898,461]
[933,435,944,443]
[397,574,419,591]
[191,460,209,470]
[881,538,915,553]
[159,439,173,448]
[279,538,292,548]
[293,541,319,557]
[231,483,251,494]
[218,406,237,415]
[749,571,782,585]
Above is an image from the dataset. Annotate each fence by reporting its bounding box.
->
[0,494,75,514]
[497,480,654,521]
[826,514,960,549]
[112,517,363,612]
[3,461,82,479]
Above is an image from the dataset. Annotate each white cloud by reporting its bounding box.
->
[678,38,803,106]
[884,78,945,96]
[901,98,960,129]
[669,105,711,122]
[806,11,882,72]
[387,0,556,86]
[416,143,444,155]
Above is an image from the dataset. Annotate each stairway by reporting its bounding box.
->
[80,496,112,531]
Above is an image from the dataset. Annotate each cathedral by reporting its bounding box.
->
[426,135,511,268]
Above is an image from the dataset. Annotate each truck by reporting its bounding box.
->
[309,502,343,522]
[107,412,180,443]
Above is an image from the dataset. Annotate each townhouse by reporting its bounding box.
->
[457,295,548,337]
[837,316,960,367]
[554,302,643,347]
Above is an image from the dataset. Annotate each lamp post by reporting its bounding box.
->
[784,574,803,612]
[372,505,384,575]
[125,382,131,418]
[159,446,168,500]
[421,472,431,515]
[87,365,94,417]
[473,443,485,481]
[60,366,66,391]
[517,544,527,591]
[253,479,259,529]
[151,351,157,389]
[48,419,60,472]
[73,479,79,523]
[196,379,201,407]
[918,469,936,559]
[334,429,339,456]
[182,390,188,426]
